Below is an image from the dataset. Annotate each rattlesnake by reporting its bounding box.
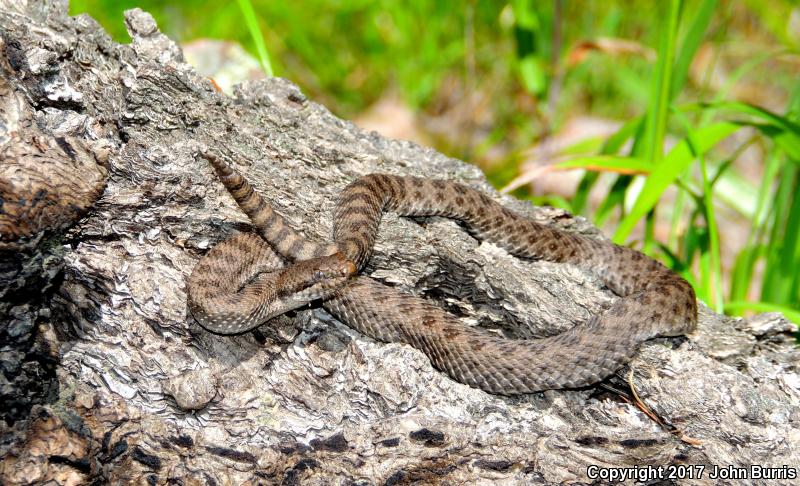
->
[187,148,697,394]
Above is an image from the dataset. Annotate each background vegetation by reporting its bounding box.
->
[71,0,800,328]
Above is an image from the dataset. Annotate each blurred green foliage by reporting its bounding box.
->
[69,1,798,113]
[70,1,797,163]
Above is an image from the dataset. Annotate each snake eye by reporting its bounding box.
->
[313,270,325,280]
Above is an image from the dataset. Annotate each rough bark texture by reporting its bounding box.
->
[1,2,798,485]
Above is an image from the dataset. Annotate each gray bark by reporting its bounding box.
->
[1,2,798,484]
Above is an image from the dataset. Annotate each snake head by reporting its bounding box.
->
[311,254,357,282]
[279,253,356,302]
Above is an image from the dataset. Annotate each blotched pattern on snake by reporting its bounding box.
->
[187,148,697,394]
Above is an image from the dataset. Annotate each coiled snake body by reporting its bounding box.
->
[188,149,697,394]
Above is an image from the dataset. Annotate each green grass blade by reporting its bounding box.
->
[572,117,644,217]
[753,124,800,161]
[613,121,741,243]
[784,176,800,305]
[237,0,274,77]
[761,166,800,305]
[572,172,599,216]
[552,156,651,174]
[698,148,723,311]
[760,87,800,308]
[667,176,687,249]
[595,175,633,228]
[586,118,648,226]
[698,101,800,134]
[684,222,710,302]
[676,109,723,310]
[682,102,800,159]
[728,149,782,303]
[729,245,761,303]
[602,117,644,155]
[670,0,717,100]
[642,0,681,163]
[558,136,607,156]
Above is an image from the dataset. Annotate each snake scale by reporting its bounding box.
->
[187,148,697,394]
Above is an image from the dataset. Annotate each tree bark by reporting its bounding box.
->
[1,2,798,484]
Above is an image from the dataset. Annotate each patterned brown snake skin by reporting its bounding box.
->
[187,147,697,394]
